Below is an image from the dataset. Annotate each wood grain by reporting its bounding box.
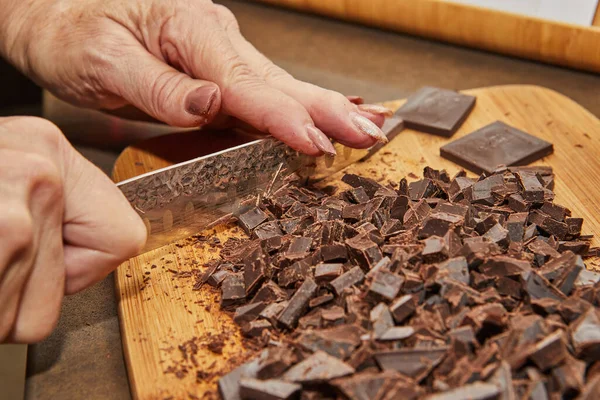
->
[248,0,600,74]
[113,85,600,399]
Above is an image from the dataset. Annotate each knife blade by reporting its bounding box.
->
[118,117,403,254]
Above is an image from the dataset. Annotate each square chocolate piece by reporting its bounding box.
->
[440,121,553,174]
[394,86,476,137]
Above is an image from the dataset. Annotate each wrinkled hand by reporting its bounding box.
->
[0,117,146,343]
[0,0,392,156]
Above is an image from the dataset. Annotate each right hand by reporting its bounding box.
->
[0,116,147,343]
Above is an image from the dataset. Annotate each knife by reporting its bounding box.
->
[117,116,404,254]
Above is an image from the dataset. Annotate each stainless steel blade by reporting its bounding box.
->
[117,137,376,254]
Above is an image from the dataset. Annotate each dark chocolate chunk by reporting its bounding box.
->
[378,326,415,341]
[551,356,586,398]
[233,302,267,325]
[368,269,404,301]
[395,86,476,137]
[244,249,268,296]
[570,308,600,362]
[330,266,365,296]
[253,221,283,240]
[239,378,301,400]
[345,234,383,270]
[425,383,500,400]
[419,212,463,239]
[371,303,395,339]
[440,121,553,175]
[276,278,318,329]
[242,319,273,337]
[314,263,343,283]
[437,256,469,285]
[282,351,355,383]
[529,330,568,371]
[516,171,545,203]
[506,212,527,242]
[309,293,334,308]
[297,325,362,359]
[540,202,571,221]
[251,280,288,304]
[566,217,583,237]
[277,260,311,288]
[320,244,348,262]
[342,174,384,198]
[374,346,448,381]
[218,353,262,400]
[238,207,270,234]
[525,271,567,301]
[221,273,246,310]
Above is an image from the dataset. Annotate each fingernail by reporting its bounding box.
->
[358,104,393,117]
[185,85,218,116]
[306,125,336,156]
[350,112,388,143]
[346,95,364,105]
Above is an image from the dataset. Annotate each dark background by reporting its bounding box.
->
[0,60,42,116]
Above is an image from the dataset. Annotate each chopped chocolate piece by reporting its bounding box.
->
[320,244,348,262]
[309,293,334,308]
[380,219,403,237]
[330,266,365,296]
[558,240,590,255]
[403,199,432,227]
[374,346,448,381]
[551,356,586,398]
[529,330,568,371]
[298,309,323,330]
[436,256,470,285]
[345,234,383,270]
[251,280,288,304]
[208,269,228,287]
[508,193,530,213]
[483,223,510,248]
[218,354,262,400]
[566,217,583,237]
[343,203,367,222]
[395,86,476,137]
[528,238,561,266]
[448,326,478,357]
[419,212,463,239]
[369,269,404,301]
[575,269,600,287]
[238,207,270,235]
[440,121,553,175]
[378,326,415,341]
[449,176,475,202]
[314,263,343,283]
[540,202,571,222]
[516,171,545,203]
[496,276,522,299]
[282,350,355,383]
[409,178,439,200]
[221,273,246,310]
[239,378,301,400]
[256,347,298,380]
[465,178,496,206]
[558,297,592,323]
[523,223,538,241]
[479,256,530,278]
[342,174,384,198]
[253,221,283,240]
[242,319,273,337]
[570,308,600,362]
[346,187,370,204]
[506,212,527,242]
[525,271,567,301]
[321,305,346,326]
[425,382,500,400]
[260,301,287,324]
[277,260,311,288]
[285,237,312,258]
[297,325,362,359]
[462,303,508,343]
[234,302,267,325]
[244,248,268,296]
[333,370,417,400]
[276,278,318,329]
[371,303,395,339]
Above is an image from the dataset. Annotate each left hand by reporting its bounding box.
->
[0,0,392,156]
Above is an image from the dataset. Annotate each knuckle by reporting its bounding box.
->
[212,4,239,31]
[0,208,34,254]
[147,71,186,120]
[21,153,65,207]
[262,63,291,84]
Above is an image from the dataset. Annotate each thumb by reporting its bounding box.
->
[104,41,221,128]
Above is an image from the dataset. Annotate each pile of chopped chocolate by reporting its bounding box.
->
[204,165,600,400]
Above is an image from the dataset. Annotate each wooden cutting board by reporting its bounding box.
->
[112,85,600,400]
